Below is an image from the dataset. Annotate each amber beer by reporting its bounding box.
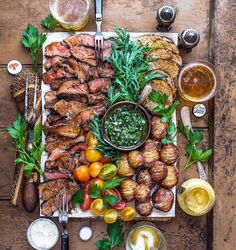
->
[177,61,218,102]
[49,0,90,30]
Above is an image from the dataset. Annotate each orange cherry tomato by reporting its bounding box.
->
[90,178,104,189]
[85,148,102,162]
[88,162,103,178]
[120,207,137,221]
[73,165,90,182]
[104,209,118,223]
[90,198,105,215]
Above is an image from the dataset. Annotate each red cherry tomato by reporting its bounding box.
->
[103,188,126,210]
[100,156,113,164]
[80,183,93,211]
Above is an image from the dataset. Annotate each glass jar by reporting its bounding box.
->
[126,222,167,250]
[49,0,90,30]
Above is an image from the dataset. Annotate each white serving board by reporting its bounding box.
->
[41,32,178,219]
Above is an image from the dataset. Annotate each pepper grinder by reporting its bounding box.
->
[178,28,200,52]
[156,6,176,31]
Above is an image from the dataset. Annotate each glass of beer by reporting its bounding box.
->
[49,0,90,30]
[177,61,219,102]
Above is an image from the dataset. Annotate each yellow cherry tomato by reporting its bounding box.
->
[104,209,118,224]
[73,165,90,182]
[120,207,137,221]
[90,198,105,215]
[88,162,103,177]
[85,148,102,162]
[86,132,98,146]
[91,178,104,189]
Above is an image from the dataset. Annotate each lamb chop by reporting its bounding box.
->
[45,42,71,58]
[88,78,111,94]
[41,181,80,216]
[39,179,70,201]
[45,134,85,153]
[44,91,58,109]
[53,99,88,117]
[45,148,76,171]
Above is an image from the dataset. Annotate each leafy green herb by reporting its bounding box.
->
[103,178,125,190]
[149,90,179,122]
[72,190,84,207]
[21,23,47,71]
[179,121,212,172]
[89,116,120,162]
[96,221,124,250]
[89,183,103,199]
[103,194,121,209]
[8,114,44,176]
[161,120,177,144]
[106,27,165,106]
[41,14,60,31]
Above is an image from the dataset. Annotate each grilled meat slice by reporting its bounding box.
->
[64,33,111,50]
[71,45,97,66]
[44,57,53,70]
[47,114,63,125]
[88,78,111,94]
[53,99,88,117]
[41,181,79,216]
[99,67,115,78]
[45,134,85,153]
[44,91,58,109]
[68,143,87,154]
[87,93,107,105]
[57,80,88,99]
[45,149,76,171]
[42,68,74,85]
[44,170,69,181]
[44,121,83,138]
[45,42,71,58]
[39,179,70,201]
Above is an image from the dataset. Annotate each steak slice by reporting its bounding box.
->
[45,148,75,171]
[39,179,69,201]
[44,170,69,181]
[42,68,74,85]
[53,99,88,117]
[88,78,111,94]
[44,58,53,70]
[45,42,71,58]
[57,81,88,99]
[87,93,107,105]
[44,91,58,109]
[71,45,96,66]
[99,68,115,78]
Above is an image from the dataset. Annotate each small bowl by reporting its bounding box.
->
[101,101,151,151]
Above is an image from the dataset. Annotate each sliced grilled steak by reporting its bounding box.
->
[57,81,88,99]
[53,99,88,117]
[45,134,85,153]
[45,42,71,58]
[71,46,96,66]
[44,91,58,109]
[88,78,111,94]
[99,67,115,78]
[87,93,107,105]
[44,57,53,70]
[39,179,69,201]
[42,68,74,85]
[68,143,88,154]
[44,171,69,181]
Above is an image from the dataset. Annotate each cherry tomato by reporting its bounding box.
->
[120,207,137,221]
[90,198,105,215]
[88,162,103,178]
[90,178,104,189]
[73,165,90,182]
[80,183,93,211]
[104,209,118,224]
[85,148,102,162]
[103,188,126,210]
[86,132,98,146]
[98,163,117,180]
[100,156,113,164]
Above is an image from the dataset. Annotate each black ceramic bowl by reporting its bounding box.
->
[101,101,151,151]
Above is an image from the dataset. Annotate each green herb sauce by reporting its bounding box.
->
[105,107,147,147]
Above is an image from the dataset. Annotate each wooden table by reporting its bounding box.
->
[0,0,235,249]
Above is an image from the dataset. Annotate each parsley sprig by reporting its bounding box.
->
[41,14,60,31]
[96,221,124,250]
[179,121,212,172]
[21,23,47,71]
[161,120,177,144]
[7,114,44,176]
[71,190,84,207]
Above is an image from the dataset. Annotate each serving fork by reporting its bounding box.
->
[59,188,69,250]
[94,0,104,67]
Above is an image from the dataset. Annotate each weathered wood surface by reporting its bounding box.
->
[0,0,235,249]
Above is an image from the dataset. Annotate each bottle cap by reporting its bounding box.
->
[7,60,22,75]
[192,104,206,118]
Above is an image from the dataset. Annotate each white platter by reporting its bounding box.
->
[41,32,178,219]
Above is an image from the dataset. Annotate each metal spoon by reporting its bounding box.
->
[135,84,152,109]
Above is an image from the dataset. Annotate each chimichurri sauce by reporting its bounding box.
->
[105,107,147,147]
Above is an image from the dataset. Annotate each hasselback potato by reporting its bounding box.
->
[151,116,168,141]
[135,200,153,216]
[128,150,143,169]
[160,144,179,165]
[152,187,174,212]
[120,179,137,201]
[142,139,159,167]
[161,165,179,188]
[134,184,151,202]
[117,153,135,177]
[150,161,167,182]
[136,168,155,188]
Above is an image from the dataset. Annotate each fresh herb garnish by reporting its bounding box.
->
[71,190,84,207]
[179,121,212,172]
[103,178,125,190]
[106,27,165,106]
[21,23,47,71]
[41,14,60,31]
[89,182,103,199]
[96,221,124,250]
[7,114,44,176]
[149,90,180,122]
[89,116,120,162]
[161,120,177,144]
